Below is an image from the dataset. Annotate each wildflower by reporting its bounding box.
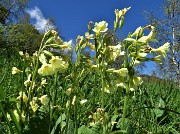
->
[66,88,72,96]
[85,32,94,39]
[12,67,22,75]
[60,40,72,50]
[39,53,47,64]
[151,42,170,57]
[80,99,87,105]
[19,51,24,56]
[39,95,49,106]
[108,44,121,61]
[107,68,128,77]
[13,110,20,122]
[49,56,65,68]
[129,76,143,91]
[131,26,143,37]
[17,91,28,104]
[138,28,157,43]
[93,21,108,35]
[21,112,25,122]
[115,7,131,20]
[151,55,163,63]
[38,63,54,76]
[24,74,32,87]
[66,101,70,109]
[52,62,69,73]
[30,97,38,112]
[72,96,76,105]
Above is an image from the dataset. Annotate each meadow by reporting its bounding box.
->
[0,7,179,134]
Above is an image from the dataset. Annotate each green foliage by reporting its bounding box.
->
[0,23,43,54]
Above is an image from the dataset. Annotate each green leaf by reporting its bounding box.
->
[51,113,66,134]
[78,125,95,134]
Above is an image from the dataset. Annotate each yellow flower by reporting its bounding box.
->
[151,42,170,57]
[138,28,157,43]
[66,88,72,96]
[13,110,20,122]
[131,26,143,37]
[17,91,28,104]
[129,76,143,91]
[107,68,128,77]
[115,7,131,20]
[108,44,121,61]
[93,21,108,34]
[19,51,24,56]
[24,74,32,87]
[38,63,54,76]
[30,97,38,112]
[12,67,22,75]
[39,95,49,106]
[60,40,72,50]
[80,99,87,105]
[49,56,64,68]
[39,53,47,64]
[52,62,69,73]
[85,32,94,39]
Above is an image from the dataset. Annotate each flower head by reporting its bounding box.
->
[38,63,54,76]
[49,56,65,68]
[151,42,170,57]
[60,40,72,50]
[17,91,28,104]
[30,97,38,112]
[12,67,22,75]
[39,95,49,106]
[93,21,108,34]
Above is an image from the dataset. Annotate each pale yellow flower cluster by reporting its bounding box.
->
[114,7,131,30]
[38,55,69,76]
[93,21,108,35]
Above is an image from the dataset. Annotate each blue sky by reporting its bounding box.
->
[27,0,165,74]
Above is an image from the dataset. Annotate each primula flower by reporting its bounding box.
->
[49,56,65,68]
[39,95,49,106]
[24,74,32,87]
[107,68,128,77]
[85,32,94,39]
[12,67,22,75]
[66,88,72,96]
[39,53,47,64]
[13,110,20,122]
[131,26,143,37]
[80,99,87,105]
[128,76,143,91]
[17,91,28,104]
[60,40,72,50]
[151,42,170,57]
[93,21,108,34]
[115,7,131,20]
[108,44,121,61]
[30,98,38,113]
[38,63,54,76]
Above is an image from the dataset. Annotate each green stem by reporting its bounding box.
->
[122,90,129,132]
[49,73,58,133]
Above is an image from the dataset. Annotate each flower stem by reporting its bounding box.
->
[122,89,129,132]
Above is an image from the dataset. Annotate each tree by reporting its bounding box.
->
[145,0,180,84]
[0,23,43,55]
[0,0,29,24]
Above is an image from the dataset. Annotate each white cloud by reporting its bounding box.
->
[26,6,55,33]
